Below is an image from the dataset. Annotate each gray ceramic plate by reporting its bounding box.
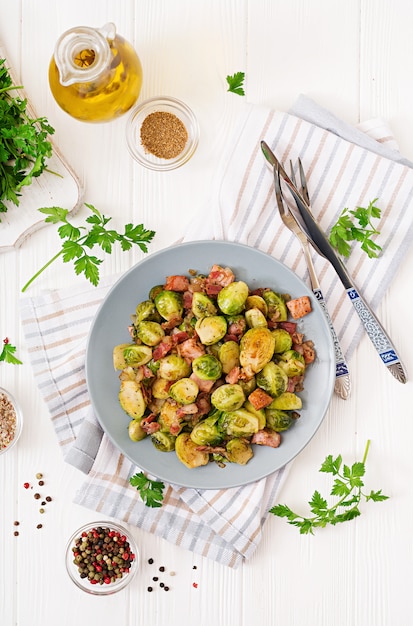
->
[85,240,335,489]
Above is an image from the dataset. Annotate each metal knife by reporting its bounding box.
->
[267,153,407,384]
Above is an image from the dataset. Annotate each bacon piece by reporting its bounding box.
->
[196,445,227,455]
[170,421,182,436]
[251,428,281,448]
[227,317,246,337]
[183,291,193,310]
[196,392,211,416]
[279,321,297,334]
[248,388,274,410]
[205,283,222,296]
[161,316,183,331]
[286,296,312,319]
[177,337,205,361]
[176,403,199,418]
[164,275,190,292]
[152,340,172,361]
[225,366,241,384]
[141,414,161,434]
[188,275,207,293]
[171,330,190,344]
[190,372,215,393]
[206,264,235,287]
[142,365,155,378]
[291,331,304,345]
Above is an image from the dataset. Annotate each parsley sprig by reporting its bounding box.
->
[329,198,382,258]
[129,471,165,508]
[21,203,155,292]
[0,337,22,364]
[0,58,55,214]
[270,440,388,534]
[226,71,245,96]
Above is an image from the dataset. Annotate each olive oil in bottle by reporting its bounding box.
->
[49,23,142,123]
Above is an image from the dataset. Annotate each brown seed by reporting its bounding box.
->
[14,531,19,536]
[45,496,52,502]
[36,473,43,479]
[34,493,40,499]
[36,524,43,529]
[14,521,19,526]
[140,111,188,159]
[38,480,44,486]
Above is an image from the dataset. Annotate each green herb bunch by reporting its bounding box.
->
[130,472,165,508]
[0,58,55,214]
[329,198,382,258]
[270,440,388,534]
[21,203,156,291]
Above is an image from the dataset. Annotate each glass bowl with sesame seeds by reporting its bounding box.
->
[126,96,200,170]
[65,520,140,595]
[0,386,23,456]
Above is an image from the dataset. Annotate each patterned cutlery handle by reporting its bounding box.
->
[346,287,407,383]
[313,287,351,399]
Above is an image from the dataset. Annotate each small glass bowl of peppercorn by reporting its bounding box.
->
[0,386,23,456]
[126,96,200,170]
[65,521,139,595]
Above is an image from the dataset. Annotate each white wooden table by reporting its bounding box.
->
[1,2,413,625]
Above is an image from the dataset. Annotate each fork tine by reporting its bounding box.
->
[298,157,310,206]
[289,160,297,188]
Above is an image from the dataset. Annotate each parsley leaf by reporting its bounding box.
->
[21,203,155,292]
[226,71,245,96]
[329,199,382,258]
[269,440,389,534]
[0,337,22,364]
[0,58,55,216]
[129,471,165,508]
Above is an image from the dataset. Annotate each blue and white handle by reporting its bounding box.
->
[347,287,405,379]
[313,287,351,399]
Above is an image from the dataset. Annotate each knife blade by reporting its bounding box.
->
[263,148,407,384]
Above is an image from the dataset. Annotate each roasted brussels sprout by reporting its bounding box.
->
[272,328,293,353]
[192,354,222,380]
[151,377,171,399]
[128,419,147,442]
[190,415,223,446]
[195,315,227,345]
[245,294,268,316]
[175,432,210,468]
[169,377,199,404]
[269,392,302,411]
[135,300,158,324]
[226,438,253,465]
[119,380,146,419]
[191,292,217,318]
[151,431,176,452]
[158,398,181,433]
[238,377,257,395]
[245,307,268,328]
[218,340,240,374]
[218,408,260,437]
[158,354,191,381]
[113,343,135,370]
[263,290,288,322]
[239,327,276,374]
[154,290,183,321]
[243,400,266,429]
[265,408,295,431]
[136,321,165,346]
[277,349,306,377]
[217,280,249,315]
[256,361,288,398]
[122,344,153,367]
[211,383,245,411]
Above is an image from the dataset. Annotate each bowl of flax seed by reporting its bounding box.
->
[0,387,23,455]
[126,96,199,170]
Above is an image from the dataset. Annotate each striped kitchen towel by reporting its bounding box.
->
[20,96,413,568]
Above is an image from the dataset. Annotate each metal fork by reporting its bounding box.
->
[273,161,351,400]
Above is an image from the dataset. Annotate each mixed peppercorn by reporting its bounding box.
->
[71,526,136,586]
